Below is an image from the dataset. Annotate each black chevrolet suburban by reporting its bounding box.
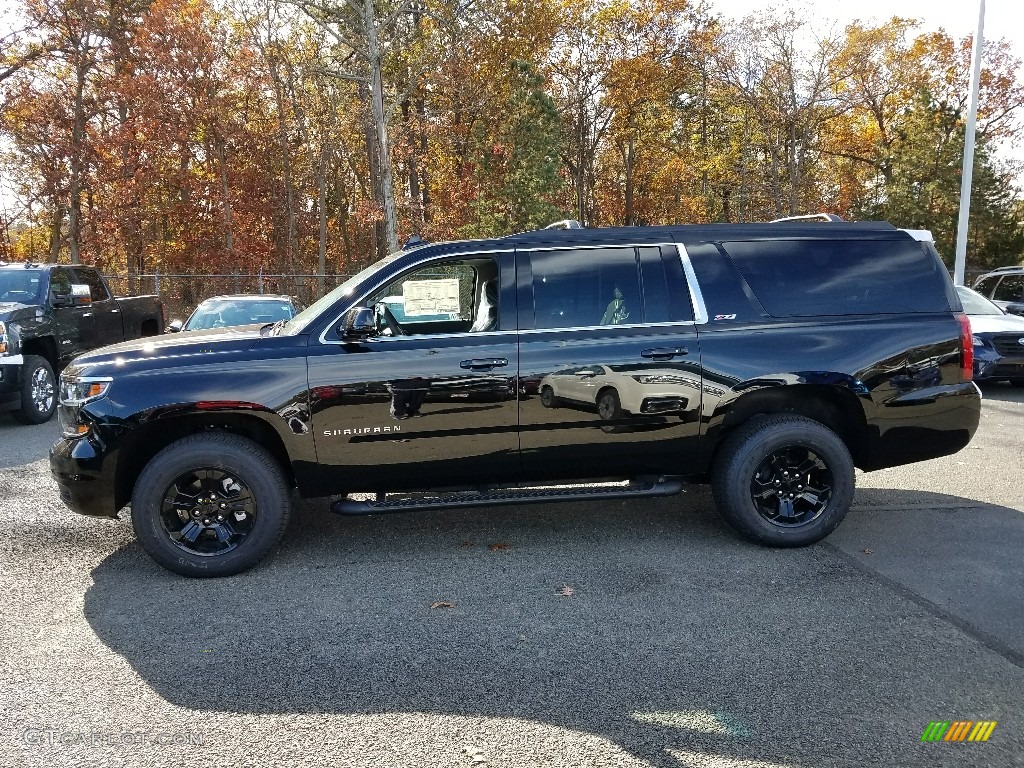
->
[50,222,981,576]
[1,262,163,424]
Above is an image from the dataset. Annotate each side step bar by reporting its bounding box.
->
[331,477,684,515]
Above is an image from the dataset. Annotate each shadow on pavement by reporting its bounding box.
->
[81,488,1024,766]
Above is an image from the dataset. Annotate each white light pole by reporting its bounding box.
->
[954,0,986,286]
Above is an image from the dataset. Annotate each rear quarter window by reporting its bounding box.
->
[721,239,953,317]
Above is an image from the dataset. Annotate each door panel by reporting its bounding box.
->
[306,249,520,494]
[308,334,520,491]
[518,243,702,480]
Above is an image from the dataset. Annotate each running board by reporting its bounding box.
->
[330,478,684,515]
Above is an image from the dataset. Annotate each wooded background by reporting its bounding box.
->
[2,0,1023,292]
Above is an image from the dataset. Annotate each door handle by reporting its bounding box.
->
[110,309,120,313]
[641,347,687,359]
[460,358,508,370]
[82,312,93,318]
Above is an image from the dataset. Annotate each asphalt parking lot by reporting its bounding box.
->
[1,387,1022,768]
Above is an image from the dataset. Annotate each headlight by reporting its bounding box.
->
[59,375,112,405]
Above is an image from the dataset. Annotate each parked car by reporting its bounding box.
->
[972,265,1024,316]
[167,294,303,332]
[52,220,981,577]
[957,285,1024,385]
[540,364,696,420]
[0,262,163,424]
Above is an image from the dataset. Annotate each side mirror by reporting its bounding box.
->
[69,284,92,305]
[166,319,184,332]
[338,307,376,341]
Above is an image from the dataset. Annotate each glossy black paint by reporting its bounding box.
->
[51,223,982,520]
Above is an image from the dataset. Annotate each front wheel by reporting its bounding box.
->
[131,433,291,577]
[540,385,558,408]
[711,414,854,547]
[12,355,56,424]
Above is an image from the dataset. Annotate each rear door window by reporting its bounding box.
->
[530,247,642,329]
[721,239,952,317]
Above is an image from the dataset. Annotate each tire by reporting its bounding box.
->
[597,388,623,420]
[540,385,558,408]
[711,414,855,547]
[131,433,291,577]
[12,355,56,425]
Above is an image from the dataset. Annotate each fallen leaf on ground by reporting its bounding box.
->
[460,541,475,547]
[862,548,873,555]
[487,542,509,551]
[556,585,575,596]
[430,601,455,609]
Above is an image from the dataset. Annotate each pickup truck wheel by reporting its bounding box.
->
[711,415,854,547]
[131,434,291,577]
[12,356,56,425]
[540,385,558,408]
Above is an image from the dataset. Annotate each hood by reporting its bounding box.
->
[967,312,1024,335]
[73,324,264,367]
[0,301,37,320]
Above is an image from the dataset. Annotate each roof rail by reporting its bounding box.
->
[769,213,845,223]
[987,265,1024,273]
[543,219,584,230]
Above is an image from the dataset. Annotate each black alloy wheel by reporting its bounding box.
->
[749,446,833,527]
[160,468,258,556]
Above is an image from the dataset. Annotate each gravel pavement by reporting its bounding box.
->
[1,388,1022,768]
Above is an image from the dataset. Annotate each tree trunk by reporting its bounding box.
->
[68,54,88,265]
[364,0,398,254]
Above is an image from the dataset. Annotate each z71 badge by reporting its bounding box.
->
[714,314,737,320]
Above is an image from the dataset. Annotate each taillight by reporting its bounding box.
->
[956,312,973,382]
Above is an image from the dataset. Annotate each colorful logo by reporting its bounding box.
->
[921,721,997,742]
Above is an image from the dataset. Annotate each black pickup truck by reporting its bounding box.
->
[0,262,163,424]
[50,222,981,577]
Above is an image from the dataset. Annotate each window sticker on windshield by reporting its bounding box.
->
[403,278,460,316]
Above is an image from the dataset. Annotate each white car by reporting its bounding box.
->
[539,364,700,421]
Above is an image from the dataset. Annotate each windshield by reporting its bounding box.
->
[957,286,1004,316]
[281,252,404,335]
[0,270,43,304]
[184,298,296,330]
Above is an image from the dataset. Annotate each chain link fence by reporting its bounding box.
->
[102,273,356,321]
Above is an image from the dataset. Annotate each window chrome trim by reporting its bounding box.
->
[676,243,708,325]
[316,240,710,344]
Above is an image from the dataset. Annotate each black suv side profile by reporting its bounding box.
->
[973,265,1024,316]
[51,222,981,577]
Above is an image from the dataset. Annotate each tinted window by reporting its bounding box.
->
[49,269,73,297]
[993,276,1024,302]
[722,239,952,317]
[73,268,110,302]
[974,276,999,296]
[531,247,641,329]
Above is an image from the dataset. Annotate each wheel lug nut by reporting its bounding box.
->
[774,480,781,486]
[203,518,211,525]
[216,515,224,521]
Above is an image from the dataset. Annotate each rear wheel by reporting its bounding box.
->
[711,414,854,547]
[131,433,291,577]
[12,355,56,425]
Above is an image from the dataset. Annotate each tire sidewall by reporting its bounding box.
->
[131,435,289,577]
[714,418,854,546]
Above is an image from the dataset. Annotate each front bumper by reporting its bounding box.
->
[49,435,120,518]
[974,346,1024,381]
[0,361,22,411]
